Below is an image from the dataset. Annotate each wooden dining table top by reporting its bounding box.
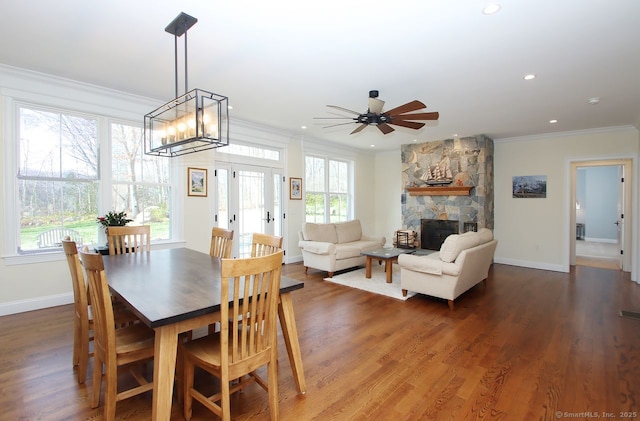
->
[102,247,304,328]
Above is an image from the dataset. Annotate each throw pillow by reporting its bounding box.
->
[335,220,362,243]
[304,223,338,243]
[439,231,480,263]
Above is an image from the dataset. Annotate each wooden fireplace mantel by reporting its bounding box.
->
[406,186,474,196]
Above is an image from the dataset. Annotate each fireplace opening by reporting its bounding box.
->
[421,219,459,250]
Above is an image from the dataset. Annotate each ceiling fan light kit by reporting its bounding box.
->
[144,12,229,157]
[318,90,439,135]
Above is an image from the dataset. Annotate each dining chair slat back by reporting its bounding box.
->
[79,250,155,421]
[181,251,283,421]
[62,238,91,384]
[210,227,234,259]
[250,232,282,257]
[107,225,150,255]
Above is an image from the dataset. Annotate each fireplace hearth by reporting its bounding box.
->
[421,219,459,250]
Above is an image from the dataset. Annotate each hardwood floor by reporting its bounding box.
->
[1,262,639,420]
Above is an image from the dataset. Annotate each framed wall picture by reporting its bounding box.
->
[188,167,208,197]
[290,177,302,200]
[512,175,546,198]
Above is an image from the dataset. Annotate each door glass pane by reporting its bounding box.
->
[217,168,229,229]
[238,170,265,257]
[273,173,282,237]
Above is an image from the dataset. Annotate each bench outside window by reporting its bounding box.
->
[36,227,83,249]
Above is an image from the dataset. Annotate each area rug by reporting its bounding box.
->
[324,265,415,301]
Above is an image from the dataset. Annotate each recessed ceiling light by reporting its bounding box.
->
[523,74,536,80]
[370,145,376,148]
[588,97,600,105]
[301,125,307,129]
[549,119,558,124]
[483,4,501,15]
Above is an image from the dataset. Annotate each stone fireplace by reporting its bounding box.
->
[401,135,494,248]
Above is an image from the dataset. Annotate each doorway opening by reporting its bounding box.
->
[570,159,632,271]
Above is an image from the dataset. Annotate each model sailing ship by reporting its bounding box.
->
[420,164,453,185]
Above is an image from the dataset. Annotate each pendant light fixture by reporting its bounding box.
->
[144,12,229,157]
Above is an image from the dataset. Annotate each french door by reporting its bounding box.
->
[214,164,283,258]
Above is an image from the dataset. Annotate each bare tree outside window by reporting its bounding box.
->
[16,106,171,253]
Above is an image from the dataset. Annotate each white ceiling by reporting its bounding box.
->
[2,0,640,151]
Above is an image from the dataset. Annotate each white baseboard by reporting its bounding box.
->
[583,237,617,244]
[0,292,73,317]
[493,257,567,273]
[286,254,303,264]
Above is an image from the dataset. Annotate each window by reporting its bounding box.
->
[304,155,351,223]
[111,123,171,241]
[13,104,172,254]
[17,106,99,252]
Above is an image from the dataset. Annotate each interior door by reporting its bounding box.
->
[215,164,283,258]
[616,165,624,268]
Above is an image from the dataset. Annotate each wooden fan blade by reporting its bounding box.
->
[390,120,425,130]
[327,105,361,115]
[377,123,395,134]
[350,124,367,134]
[384,100,426,117]
[368,98,385,114]
[393,111,440,121]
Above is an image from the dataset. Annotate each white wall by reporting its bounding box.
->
[494,126,639,273]
[374,150,402,245]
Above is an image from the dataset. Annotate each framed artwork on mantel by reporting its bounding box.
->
[290,177,302,200]
[188,167,208,197]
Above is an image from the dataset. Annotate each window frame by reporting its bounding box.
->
[2,91,178,264]
[304,153,354,223]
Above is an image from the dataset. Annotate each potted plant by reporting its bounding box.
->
[97,211,133,237]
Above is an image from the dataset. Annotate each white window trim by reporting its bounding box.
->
[1,66,183,264]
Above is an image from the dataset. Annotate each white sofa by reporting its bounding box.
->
[398,228,497,309]
[298,220,385,278]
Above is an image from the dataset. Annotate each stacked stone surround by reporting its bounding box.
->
[401,135,494,242]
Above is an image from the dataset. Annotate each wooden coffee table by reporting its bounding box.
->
[361,247,415,283]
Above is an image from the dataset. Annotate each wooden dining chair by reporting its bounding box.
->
[250,232,282,257]
[107,225,150,255]
[62,238,93,384]
[79,250,155,421]
[62,239,138,384]
[210,227,234,259]
[181,251,284,421]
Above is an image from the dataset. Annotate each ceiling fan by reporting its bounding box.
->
[316,90,439,135]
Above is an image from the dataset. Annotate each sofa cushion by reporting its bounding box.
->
[439,231,480,263]
[439,229,494,263]
[334,243,364,260]
[305,222,338,243]
[335,220,362,244]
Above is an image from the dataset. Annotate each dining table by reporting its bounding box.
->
[102,247,306,421]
